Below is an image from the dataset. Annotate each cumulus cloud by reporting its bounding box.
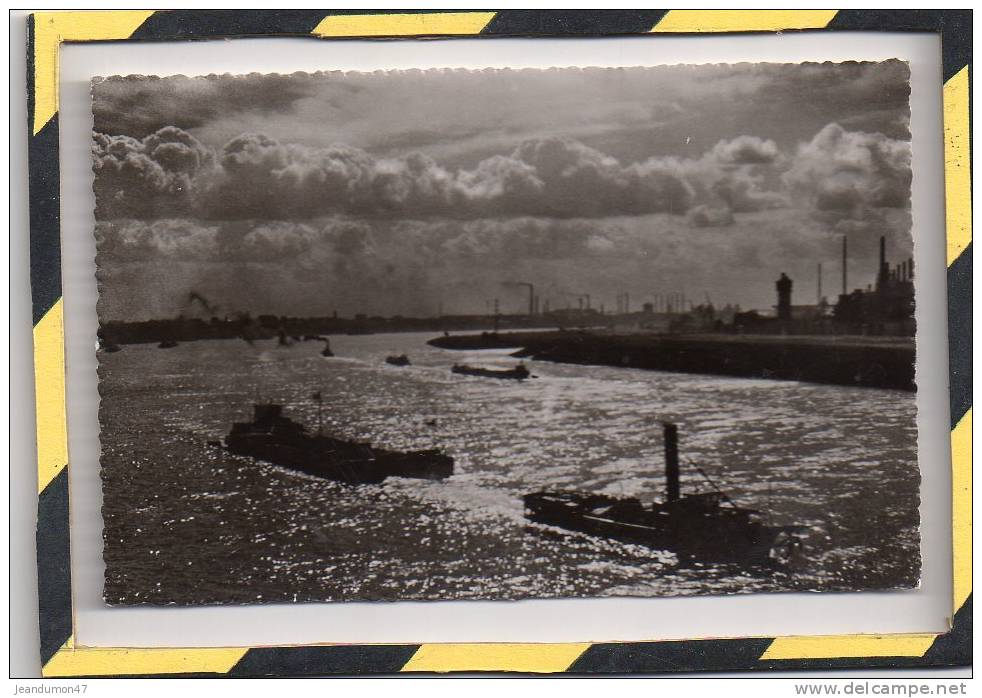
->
[93,123,910,234]
[94,130,794,222]
[92,127,211,219]
[687,204,735,228]
[91,66,914,322]
[783,123,911,214]
[709,135,780,165]
[710,175,788,213]
[651,136,789,217]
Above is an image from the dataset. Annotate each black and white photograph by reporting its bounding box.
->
[91,61,918,606]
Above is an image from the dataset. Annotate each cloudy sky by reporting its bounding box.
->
[92,61,912,321]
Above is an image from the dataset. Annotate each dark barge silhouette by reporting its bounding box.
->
[226,403,453,484]
[524,423,802,565]
[451,362,530,380]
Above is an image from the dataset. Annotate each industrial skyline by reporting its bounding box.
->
[92,62,913,321]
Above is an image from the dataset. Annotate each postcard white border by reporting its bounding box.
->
[59,30,950,647]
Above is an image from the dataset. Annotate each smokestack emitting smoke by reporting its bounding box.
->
[187,290,218,316]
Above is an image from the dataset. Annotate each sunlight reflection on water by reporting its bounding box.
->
[99,332,919,605]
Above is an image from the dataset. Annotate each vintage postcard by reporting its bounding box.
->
[91,62,917,605]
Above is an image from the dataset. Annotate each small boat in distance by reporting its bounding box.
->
[97,333,121,353]
[158,339,178,349]
[385,354,411,366]
[451,363,531,380]
[321,339,334,357]
[226,400,454,484]
[524,423,803,566]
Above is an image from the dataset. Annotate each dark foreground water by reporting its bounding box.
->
[99,332,919,605]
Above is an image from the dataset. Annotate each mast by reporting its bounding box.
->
[663,422,680,503]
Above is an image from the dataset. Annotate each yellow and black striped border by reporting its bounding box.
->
[27,10,972,676]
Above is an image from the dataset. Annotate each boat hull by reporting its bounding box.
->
[452,365,530,380]
[226,434,453,484]
[524,492,795,565]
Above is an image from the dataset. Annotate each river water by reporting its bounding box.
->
[98,331,919,605]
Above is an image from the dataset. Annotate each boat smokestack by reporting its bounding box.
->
[663,422,680,503]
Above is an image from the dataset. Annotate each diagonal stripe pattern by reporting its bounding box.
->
[651,10,838,33]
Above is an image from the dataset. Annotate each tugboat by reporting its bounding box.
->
[524,423,802,566]
[225,398,453,484]
[385,354,411,366]
[451,362,531,380]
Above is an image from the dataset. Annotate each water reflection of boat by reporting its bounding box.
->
[524,423,803,566]
[226,402,454,484]
[385,354,411,366]
[451,363,530,380]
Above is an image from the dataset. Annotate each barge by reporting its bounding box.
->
[451,363,531,380]
[226,403,453,484]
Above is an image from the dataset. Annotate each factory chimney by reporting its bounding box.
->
[842,236,848,295]
[877,236,889,292]
[663,422,680,503]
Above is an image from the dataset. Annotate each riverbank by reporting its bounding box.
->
[428,331,915,391]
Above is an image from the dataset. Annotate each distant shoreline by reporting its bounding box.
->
[99,315,599,345]
[429,331,916,392]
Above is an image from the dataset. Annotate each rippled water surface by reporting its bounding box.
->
[99,332,920,604]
